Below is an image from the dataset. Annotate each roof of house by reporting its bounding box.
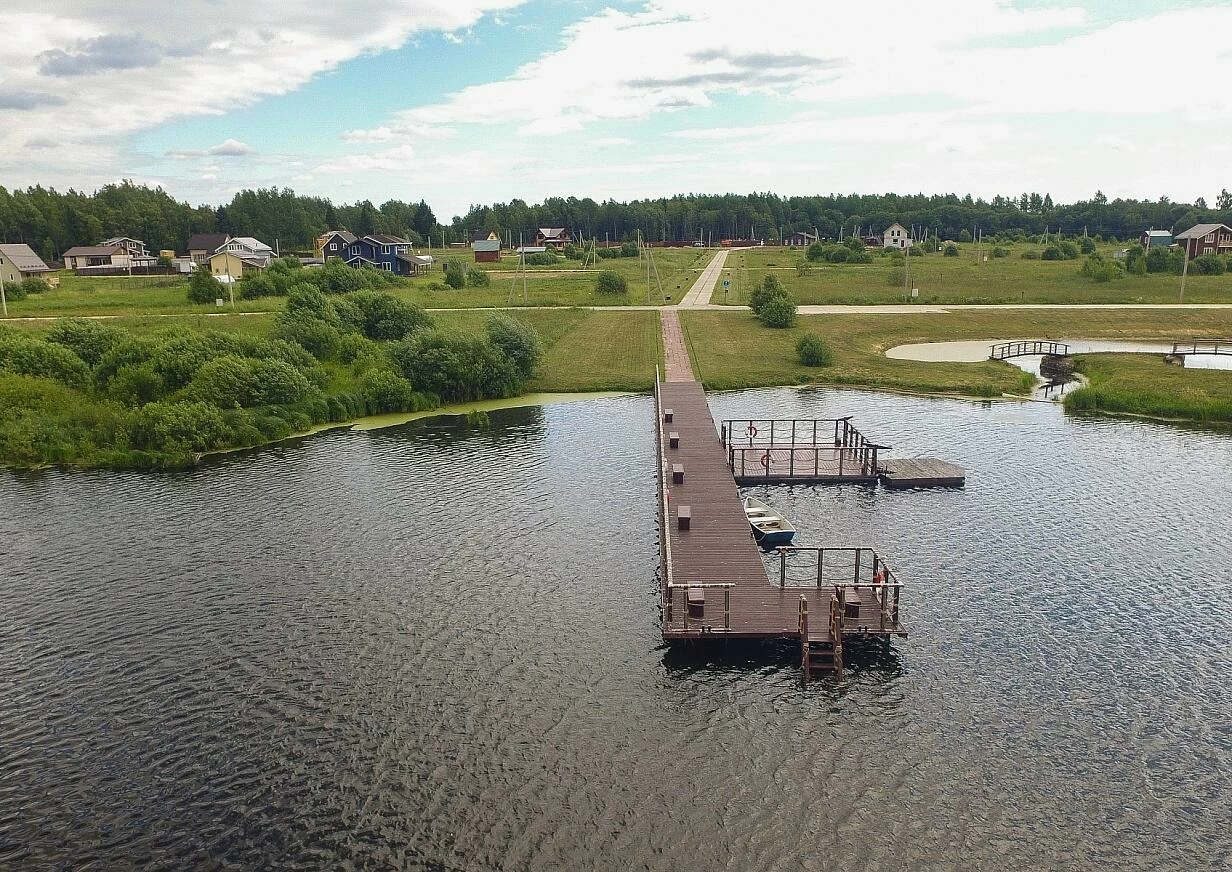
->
[884,223,908,233]
[0,243,51,272]
[208,250,265,266]
[187,233,229,252]
[229,236,273,252]
[366,234,409,245]
[101,236,143,246]
[63,245,124,257]
[538,227,567,238]
[1144,229,1172,237]
[397,254,434,265]
[1175,223,1232,239]
[472,240,501,252]
[321,230,357,246]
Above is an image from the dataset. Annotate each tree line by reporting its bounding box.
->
[3,180,1231,265]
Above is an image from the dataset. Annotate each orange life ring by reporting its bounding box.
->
[746,423,758,438]
[760,451,771,469]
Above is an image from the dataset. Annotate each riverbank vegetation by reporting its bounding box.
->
[680,308,1232,398]
[1064,355,1232,423]
[0,291,548,469]
[720,244,1232,305]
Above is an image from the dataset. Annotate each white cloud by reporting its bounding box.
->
[0,1,524,184]
[166,138,255,158]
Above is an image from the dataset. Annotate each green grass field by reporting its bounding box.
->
[681,307,1232,396]
[717,244,1232,306]
[1065,354,1232,422]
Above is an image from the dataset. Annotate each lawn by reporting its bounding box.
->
[681,307,1232,397]
[718,244,1232,306]
[1065,354,1232,422]
[2,254,712,318]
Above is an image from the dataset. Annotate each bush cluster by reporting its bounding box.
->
[796,333,833,367]
[1,278,51,301]
[595,270,628,295]
[749,275,797,328]
[0,291,545,469]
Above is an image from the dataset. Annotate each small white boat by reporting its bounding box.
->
[743,496,795,548]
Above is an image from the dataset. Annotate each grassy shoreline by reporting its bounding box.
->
[1064,354,1232,423]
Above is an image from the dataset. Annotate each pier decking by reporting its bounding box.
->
[655,310,910,680]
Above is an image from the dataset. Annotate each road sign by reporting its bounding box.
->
[723,279,730,289]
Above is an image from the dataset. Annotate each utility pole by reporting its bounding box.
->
[1179,243,1190,303]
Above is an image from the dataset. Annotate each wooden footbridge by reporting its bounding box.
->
[655,305,910,680]
[1171,339,1232,357]
[989,340,1070,360]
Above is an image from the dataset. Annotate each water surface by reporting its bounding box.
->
[2,391,1230,870]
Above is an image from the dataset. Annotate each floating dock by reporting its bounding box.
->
[879,458,966,489]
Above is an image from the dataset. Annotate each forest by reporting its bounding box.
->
[1,181,1230,263]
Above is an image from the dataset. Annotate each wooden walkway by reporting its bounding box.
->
[655,311,908,679]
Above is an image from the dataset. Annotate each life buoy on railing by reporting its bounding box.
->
[746,423,758,439]
[760,451,771,469]
[873,567,886,585]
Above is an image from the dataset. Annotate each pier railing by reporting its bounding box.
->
[775,546,903,634]
[989,340,1070,360]
[721,417,887,482]
[664,582,734,632]
[654,367,674,596]
[1172,339,1232,356]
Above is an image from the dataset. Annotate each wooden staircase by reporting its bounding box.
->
[798,595,844,683]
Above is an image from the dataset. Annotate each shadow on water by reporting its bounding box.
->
[659,636,906,683]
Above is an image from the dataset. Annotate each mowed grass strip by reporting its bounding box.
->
[681,308,1232,396]
[720,245,1232,306]
[1065,354,1232,422]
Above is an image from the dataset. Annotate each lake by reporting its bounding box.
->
[2,389,1230,870]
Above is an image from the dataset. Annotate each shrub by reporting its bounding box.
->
[238,272,277,300]
[620,241,639,257]
[1191,254,1227,276]
[466,267,491,287]
[758,294,797,328]
[847,250,874,264]
[251,358,313,405]
[1081,254,1125,282]
[107,363,164,406]
[1,282,27,301]
[0,337,91,388]
[337,333,380,364]
[524,252,558,266]
[130,401,231,454]
[1021,250,1041,260]
[443,260,466,289]
[824,246,849,264]
[596,247,620,259]
[189,355,261,408]
[386,332,521,403]
[1057,240,1080,259]
[274,318,341,360]
[187,264,220,304]
[944,244,960,257]
[748,275,786,315]
[1079,237,1097,254]
[805,241,825,262]
[595,270,627,295]
[335,291,431,341]
[796,333,833,367]
[359,368,418,413]
[958,229,973,243]
[45,318,123,366]
[315,261,370,294]
[485,315,542,379]
[992,246,1010,258]
[1041,246,1063,261]
[1146,246,1179,274]
[563,243,581,260]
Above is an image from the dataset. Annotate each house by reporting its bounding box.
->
[101,236,150,259]
[317,230,357,259]
[187,233,231,264]
[535,227,571,248]
[217,236,275,265]
[0,244,52,284]
[472,239,501,263]
[1140,229,1172,249]
[883,224,913,250]
[62,245,131,270]
[784,231,818,247]
[1174,224,1232,260]
[340,234,418,274]
[209,250,266,279]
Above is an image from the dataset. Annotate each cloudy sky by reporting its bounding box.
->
[1,0,1230,217]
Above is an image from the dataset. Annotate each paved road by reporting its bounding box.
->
[678,249,729,307]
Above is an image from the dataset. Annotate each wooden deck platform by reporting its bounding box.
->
[879,458,966,489]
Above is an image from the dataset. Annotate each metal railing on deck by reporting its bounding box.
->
[721,417,886,480]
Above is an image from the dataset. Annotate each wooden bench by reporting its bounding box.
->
[671,463,684,484]
[668,431,680,449]
[687,587,704,618]
[663,408,673,423]
[677,505,691,530]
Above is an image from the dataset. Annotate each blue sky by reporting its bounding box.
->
[2,1,1231,217]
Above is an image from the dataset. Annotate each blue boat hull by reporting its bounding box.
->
[752,526,795,548]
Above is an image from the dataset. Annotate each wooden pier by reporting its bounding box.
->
[879,458,966,489]
[656,375,908,680]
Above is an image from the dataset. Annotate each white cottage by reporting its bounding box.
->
[882,224,913,250]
